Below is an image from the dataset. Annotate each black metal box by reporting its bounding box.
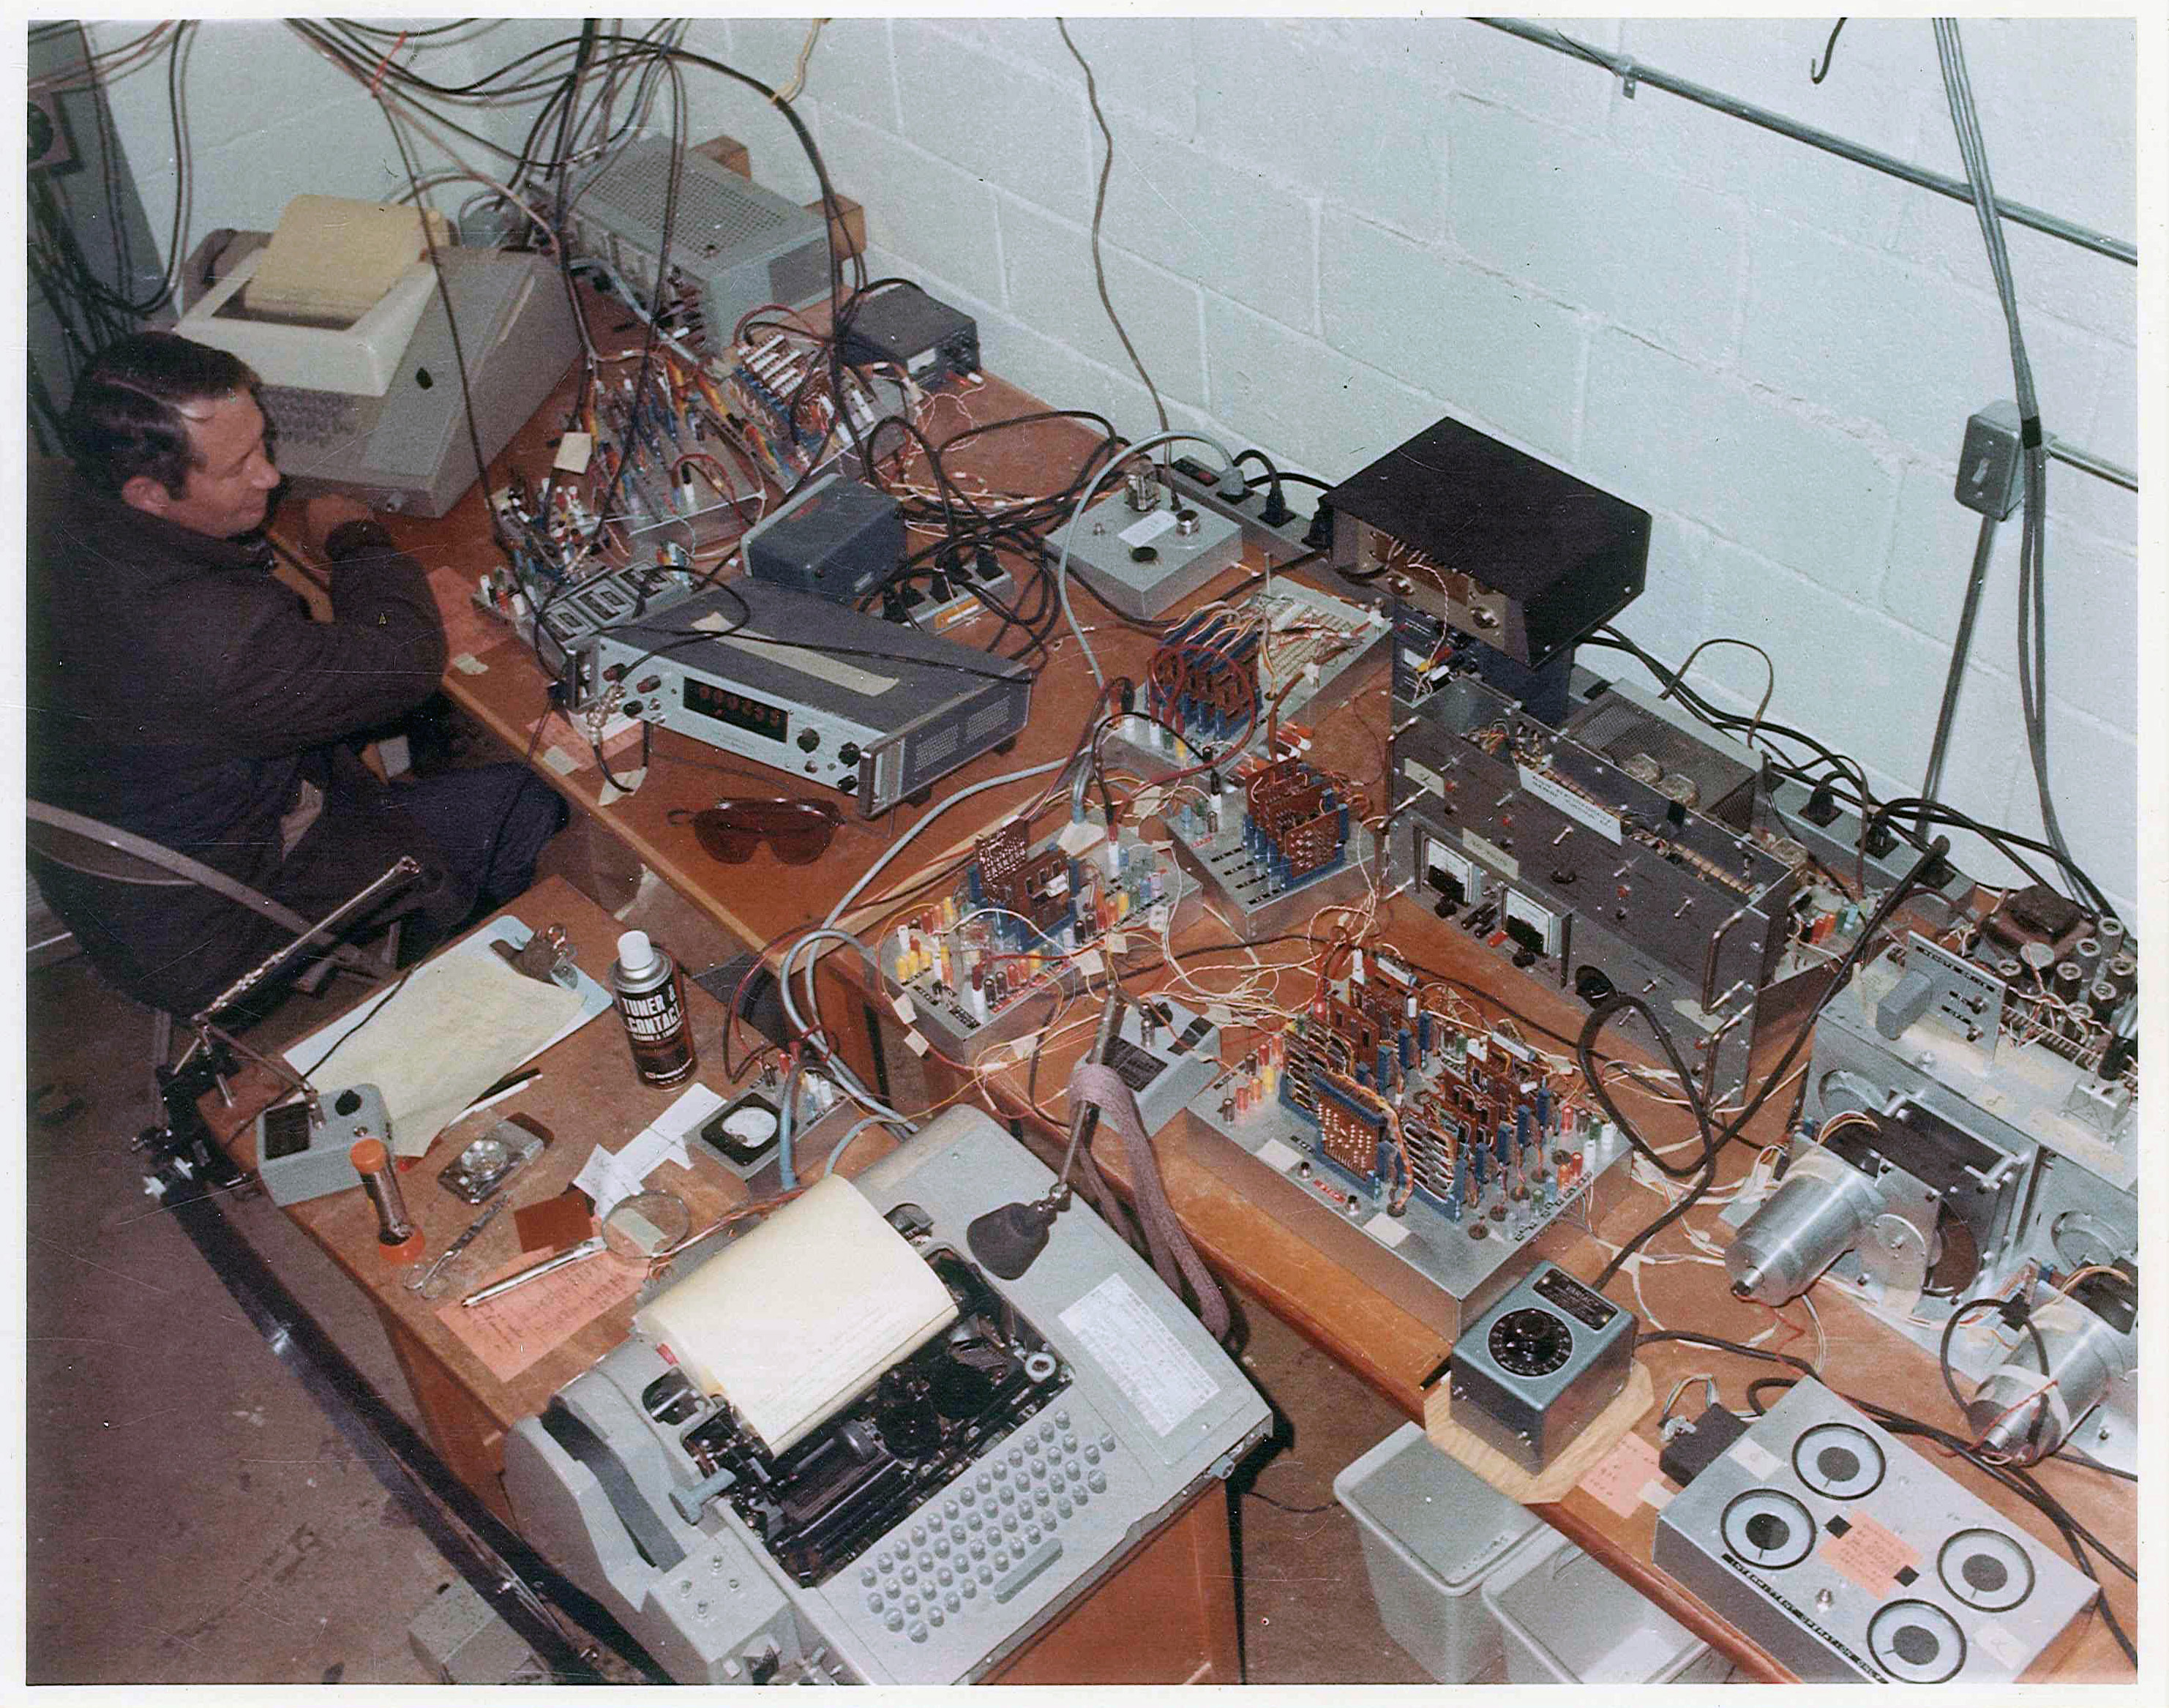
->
[1326,414,1649,667]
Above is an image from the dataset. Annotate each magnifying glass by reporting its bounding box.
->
[601,1190,692,1259]
[459,1192,695,1309]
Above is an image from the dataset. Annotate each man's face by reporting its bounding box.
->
[125,391,282,539]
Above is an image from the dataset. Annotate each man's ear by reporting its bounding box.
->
[120,473,175,518]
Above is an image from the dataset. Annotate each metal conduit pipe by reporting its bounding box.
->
[1476,18,2139,266]
[1477,18,2140,497]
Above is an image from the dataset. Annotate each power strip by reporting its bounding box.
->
[1164,454,1323,566]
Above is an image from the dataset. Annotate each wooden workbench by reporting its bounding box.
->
[1022,918,2140,1685]
[204,876,1243,1685]
[274,329,2135,1685]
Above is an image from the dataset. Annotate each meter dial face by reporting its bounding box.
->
[1791,1421,1887,1500]
[1719,1489,1816,1571]
[723,1105,779,1143]
[1487,1306,1573,1379]
[1868,1600,1966,1684]
[1938,1528,2034,1614]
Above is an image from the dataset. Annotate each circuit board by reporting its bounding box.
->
[1101,579,1389,772]
[879,820,1198,1061]
[1185,956,1628,1339]
[1158,752,1379,936]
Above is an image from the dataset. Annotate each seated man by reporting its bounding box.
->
[28,330,567,1021]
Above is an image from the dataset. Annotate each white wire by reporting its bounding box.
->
[823,756,1073,929]
[773,932,915,1131]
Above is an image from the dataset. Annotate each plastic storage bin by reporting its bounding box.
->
[1333,1422,1548,1684]
[1482,1527,1731,1684]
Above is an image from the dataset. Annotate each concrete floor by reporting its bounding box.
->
[24,901,1438,1688]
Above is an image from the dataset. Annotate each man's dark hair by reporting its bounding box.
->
[64,332,260,498]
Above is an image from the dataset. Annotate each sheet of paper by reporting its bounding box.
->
[282,921,605,1155]
[1058,1273,1219,1436]
[1820,1511,1922,1597]
[615,1123,689,1183]
[634,1175,957,1454]
[648,1084,724,1159]
[1580,1428,1663,1519]
[569,1085,716,1217]
[435,1248,647,1383]
[570,1147,642,1221]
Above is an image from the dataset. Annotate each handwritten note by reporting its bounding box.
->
[436,1248,648,1382]
[1820,1512,1921,1597]
[1580,1429,1663,1519]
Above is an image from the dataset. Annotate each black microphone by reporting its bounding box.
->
[968,988,1126,1280]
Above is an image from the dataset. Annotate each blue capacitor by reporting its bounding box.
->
[1494,1120,1512,1164]
[1375,1045,1393,1088]
[1417,1011,1434,1055]
[1516,1106,1532,1155]
[1398,1027,1415,1070]
[1355,1065,1374,1089]
[1445,1161,1464,1221]
[1536,1085,1551,1131]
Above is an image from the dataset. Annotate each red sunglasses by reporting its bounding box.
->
[675,798,844,866]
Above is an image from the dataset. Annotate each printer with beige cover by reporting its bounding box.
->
[176,195,576,516]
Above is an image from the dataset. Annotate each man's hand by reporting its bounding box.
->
[301,494,378,557]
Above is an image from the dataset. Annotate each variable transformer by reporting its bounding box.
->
[1447,1263,1636,1472]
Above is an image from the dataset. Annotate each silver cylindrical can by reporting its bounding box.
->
[611,929,697,1087]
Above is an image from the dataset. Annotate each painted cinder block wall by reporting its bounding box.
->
[91,17,2142,915]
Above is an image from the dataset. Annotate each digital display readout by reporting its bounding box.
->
[684,676,790,743]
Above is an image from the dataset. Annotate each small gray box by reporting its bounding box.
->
[570,136,831,331]
[1484,1529,1726,1684]
[1334,1422,1544,1682]
[1063,490,1242,619]
[743,473,904,604]
[255,1083,390,1207]
[408,1578,546,1685]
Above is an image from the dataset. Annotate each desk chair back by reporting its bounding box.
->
[26,801,396,1098]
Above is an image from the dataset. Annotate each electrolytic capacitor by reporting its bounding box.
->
[2097,917,2127,959]
[352,1136,425,1265]
[2106,954,2138,999]
[2071,937,2104,979]
[2089,980,2121,1022]
[2053,962,2085,1003]
[1994,958,2025,986]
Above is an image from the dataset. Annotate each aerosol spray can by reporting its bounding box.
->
[612,929,697,1086]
